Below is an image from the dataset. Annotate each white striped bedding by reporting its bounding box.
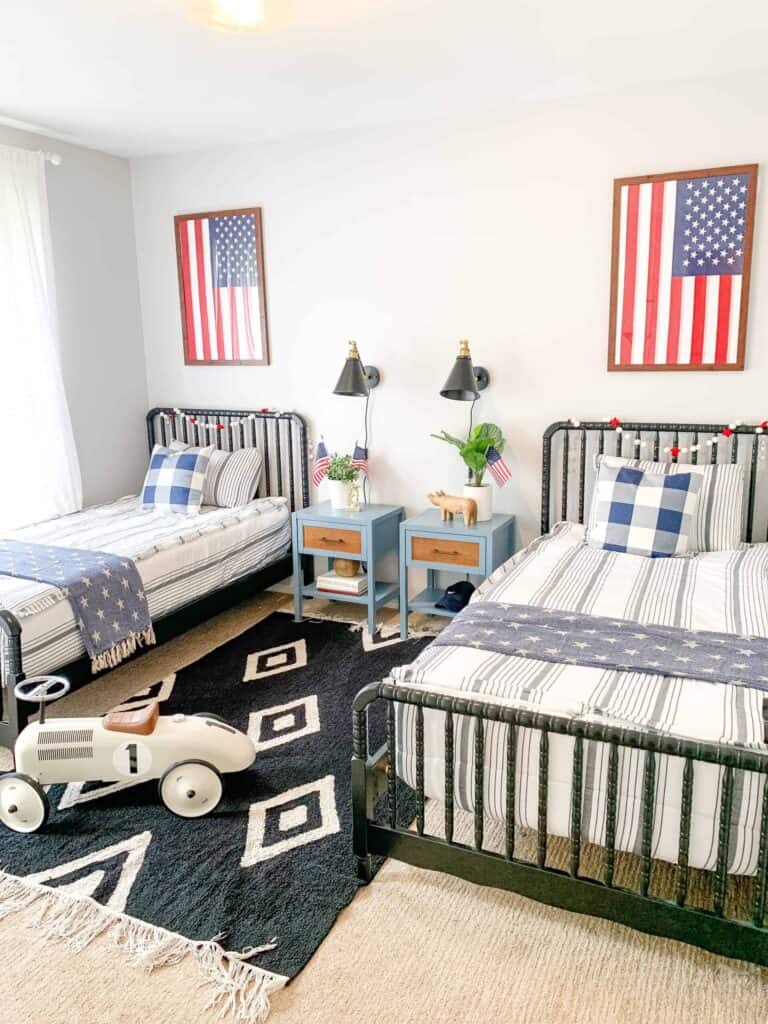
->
[0,495,291,678]
[394,522,768,875]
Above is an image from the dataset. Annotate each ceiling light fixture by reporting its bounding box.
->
[206,0,265,31]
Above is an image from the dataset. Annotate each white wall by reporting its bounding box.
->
[0,125,147,505]
[131,72,768,549]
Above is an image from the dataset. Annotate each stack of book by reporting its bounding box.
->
[316,570,368,596]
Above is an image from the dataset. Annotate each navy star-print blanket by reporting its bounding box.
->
[433,602,768,692]
[0,540,155,673]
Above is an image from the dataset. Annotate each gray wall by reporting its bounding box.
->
[0,125,148,505]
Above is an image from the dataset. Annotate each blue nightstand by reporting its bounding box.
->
[292,502,404,637]
[399,509,515,638]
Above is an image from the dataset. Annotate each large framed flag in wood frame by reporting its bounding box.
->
[608,164,757,372]
[174,207,270,366]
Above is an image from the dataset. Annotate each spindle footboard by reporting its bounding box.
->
[351,681,768,964]
[351,418,768,964]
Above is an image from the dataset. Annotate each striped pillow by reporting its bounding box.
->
[591,455,744,552]
[169,442,263,507]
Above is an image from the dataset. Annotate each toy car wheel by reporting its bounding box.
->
[0,773,49,833]
[158,760,223,818]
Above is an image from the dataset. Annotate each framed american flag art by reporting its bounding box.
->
[174,207,270,366]
[608,164,758,372]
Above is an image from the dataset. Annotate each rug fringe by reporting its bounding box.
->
[0,869,286,1022]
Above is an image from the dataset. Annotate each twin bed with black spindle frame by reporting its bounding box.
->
[352,421,768,965]
[0,406,310,752]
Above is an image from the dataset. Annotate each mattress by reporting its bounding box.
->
[0,495,291,677]
[393,522,768,875]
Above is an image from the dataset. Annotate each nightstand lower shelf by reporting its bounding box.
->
[302,581,399,606]
[407,587,457,618]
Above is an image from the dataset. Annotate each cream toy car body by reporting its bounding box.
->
[0,676,255,833]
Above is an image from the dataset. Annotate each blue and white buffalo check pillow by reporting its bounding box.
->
[141,445,214,514]
[587,464,703,558]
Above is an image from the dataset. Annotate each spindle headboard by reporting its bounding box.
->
[146,406,310,514]
[542,420,768,543]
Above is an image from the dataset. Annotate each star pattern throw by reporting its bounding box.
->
[0,540,155,672]
[433,602,768,692]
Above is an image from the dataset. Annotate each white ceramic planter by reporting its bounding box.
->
[327,479,355,510]
[463,484,492,522]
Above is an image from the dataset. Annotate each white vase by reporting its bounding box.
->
[463,484,492,522]
[327,479,355,510]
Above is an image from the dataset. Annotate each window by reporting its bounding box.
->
[0,144,81,531]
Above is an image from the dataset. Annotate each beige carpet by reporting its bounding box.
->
[1,593,767,1024]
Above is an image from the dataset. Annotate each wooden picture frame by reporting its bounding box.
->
[607,164,758,372]
[174,207,270,366]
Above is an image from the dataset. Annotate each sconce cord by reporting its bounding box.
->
[362,391,370,504]
[467,397,478,483]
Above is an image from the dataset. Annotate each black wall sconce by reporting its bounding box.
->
[333,341,380,397]
[440,339,489,401]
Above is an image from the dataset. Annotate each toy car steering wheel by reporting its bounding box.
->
[14,676,71,704]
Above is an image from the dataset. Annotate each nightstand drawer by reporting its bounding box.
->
[410,535,481,568]
[302,524,362,554]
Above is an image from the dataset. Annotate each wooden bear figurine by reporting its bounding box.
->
[427,490,478,526]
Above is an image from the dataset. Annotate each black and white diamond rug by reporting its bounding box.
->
[0,612,431,1020]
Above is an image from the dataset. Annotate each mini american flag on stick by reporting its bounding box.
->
[351,444,369,476]
[312,440,330,486]
[608,164,757,372]
[486,447,511,487]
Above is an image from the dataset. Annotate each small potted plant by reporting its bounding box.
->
[326,454,360,510]
[431,422,505,521]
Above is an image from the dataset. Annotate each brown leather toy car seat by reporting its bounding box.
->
[103,701,159,736]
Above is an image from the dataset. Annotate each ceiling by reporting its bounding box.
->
[2,0,768,158]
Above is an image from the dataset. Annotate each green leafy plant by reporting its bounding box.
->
[431,422,505,486]
[327,454,359,483]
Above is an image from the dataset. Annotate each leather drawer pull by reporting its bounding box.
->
[432,548,459,557]
[321,536,344,544]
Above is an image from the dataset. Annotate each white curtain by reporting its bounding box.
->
[0,144,82,531]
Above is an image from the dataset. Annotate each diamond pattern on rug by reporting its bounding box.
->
[248,695,320,753]
[58,777,146,810]
[355,621,439,652]
[241,774,340,866]
[109,674,176,713]
[23,831,151,912]
[243,638,307,680]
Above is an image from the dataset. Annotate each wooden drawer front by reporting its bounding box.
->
[303,524,362,554]
[411,535,480,568]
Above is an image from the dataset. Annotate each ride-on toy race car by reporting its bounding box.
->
[0,676,256,833]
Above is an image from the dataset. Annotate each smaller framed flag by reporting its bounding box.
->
[175,207,270,366]
[608,164,758,372]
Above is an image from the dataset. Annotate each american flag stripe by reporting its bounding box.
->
[179,226,196,361]
[193,219,212,361]
[612,170,750,368]
[188,222,204,359]
[666,276,682,364]
[643,181,664,364]
[654,180,676,364]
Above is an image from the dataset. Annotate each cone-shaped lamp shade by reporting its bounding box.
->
[440,340,489,401]
[333,341,379,396]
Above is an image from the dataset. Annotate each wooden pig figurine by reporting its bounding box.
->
[428,490,478,526]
